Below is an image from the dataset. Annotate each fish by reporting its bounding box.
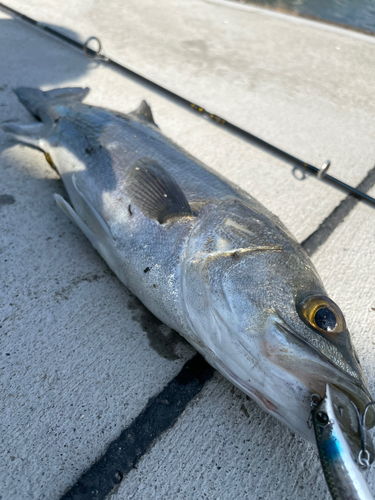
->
[312,384,374,500]
[3,86,375,457]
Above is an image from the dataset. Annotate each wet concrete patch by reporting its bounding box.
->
[54,272,109,303]
[127,294,190,361]
[0,194,15,205]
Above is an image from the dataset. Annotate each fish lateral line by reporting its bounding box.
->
[204,245,284,260]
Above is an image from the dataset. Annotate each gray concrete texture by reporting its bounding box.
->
[0,0,374,498]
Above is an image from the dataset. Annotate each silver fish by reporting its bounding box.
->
[3,87,375,453]
[312,385,374,500]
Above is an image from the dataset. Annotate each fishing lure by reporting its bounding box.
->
[312,385,374,500]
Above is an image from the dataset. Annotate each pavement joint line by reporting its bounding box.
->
[301,165,375,256]
[59,354,214,500]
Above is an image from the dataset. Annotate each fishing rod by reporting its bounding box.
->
[1,2,375,208]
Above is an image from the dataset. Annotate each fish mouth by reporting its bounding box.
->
[328,385,375,464]
[311,355,375,449]
[320,365,375,462]
[268,319,375,461]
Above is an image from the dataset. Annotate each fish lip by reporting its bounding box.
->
[330,382,373,421]
[271,317,375,461]
[273,317,375,427]
[328,384,375,465]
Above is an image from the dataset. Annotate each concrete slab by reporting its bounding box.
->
[0,1,375,499]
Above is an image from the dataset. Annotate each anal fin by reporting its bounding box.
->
[126,157,193,224]
[53,193,116,270]
[72,174,113,243]
[54,174,114,263]
[53,194,99,248]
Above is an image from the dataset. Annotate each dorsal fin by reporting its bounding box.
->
[130,100,157,126]
[126,157,193,223]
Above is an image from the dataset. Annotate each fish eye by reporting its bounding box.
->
[315,307,337,332]
[316,411,329,426]
[297,295,346,336]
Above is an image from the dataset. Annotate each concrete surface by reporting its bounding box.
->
[0,0,375,499]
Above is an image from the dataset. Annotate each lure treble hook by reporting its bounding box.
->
[352,400,375,470]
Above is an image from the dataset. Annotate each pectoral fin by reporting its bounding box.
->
[126,157,193,223]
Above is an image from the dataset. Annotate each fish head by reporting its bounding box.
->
[187,238,375,459]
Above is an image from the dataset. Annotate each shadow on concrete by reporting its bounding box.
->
[0,16,187,361]
[0,18,92,91]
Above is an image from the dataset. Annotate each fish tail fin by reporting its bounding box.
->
[13,88,45,118]
[1,122,45,148]
[13,87,89,120]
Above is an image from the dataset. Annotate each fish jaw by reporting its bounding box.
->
[264,317,375,460]
[202,312,375,459]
